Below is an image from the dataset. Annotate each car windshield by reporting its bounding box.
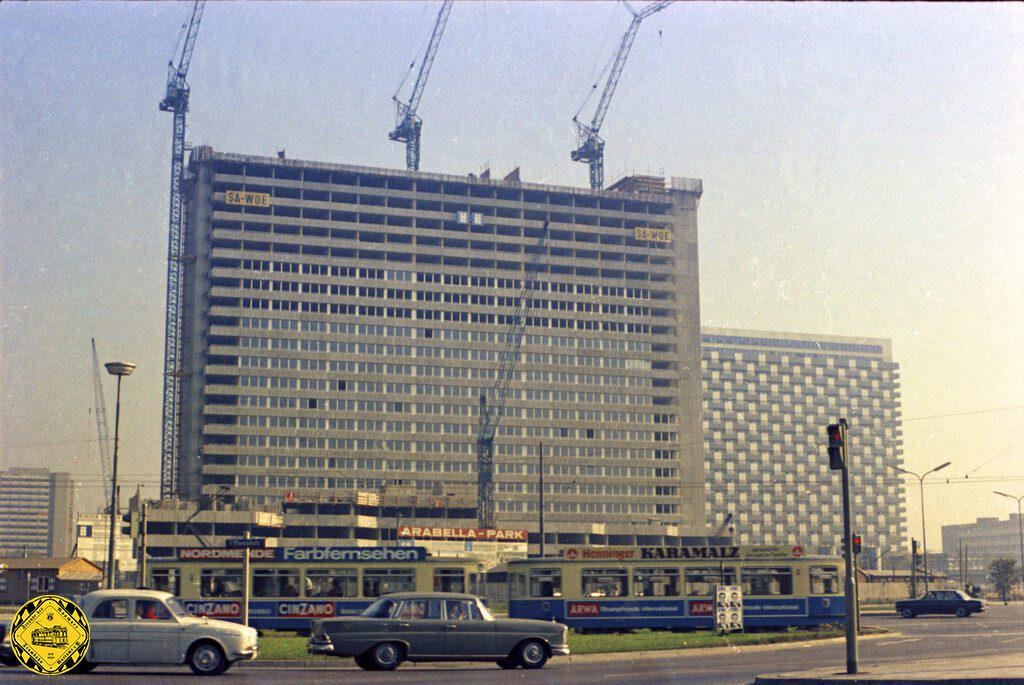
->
[165,597,191,618]
[361,598,396,618]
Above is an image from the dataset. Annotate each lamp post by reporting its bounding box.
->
[105,361,136,589]
[890,461,950,593]
[993,491,1024,600]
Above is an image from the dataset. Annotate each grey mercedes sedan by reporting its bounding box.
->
[308,592,569,670]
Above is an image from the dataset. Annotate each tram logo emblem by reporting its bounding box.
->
[10,595,90,675]
[565,548,579,560]
[791,546,804,558]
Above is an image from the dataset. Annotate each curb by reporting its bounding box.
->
[755,677,1024,685]
[241,631,894,668]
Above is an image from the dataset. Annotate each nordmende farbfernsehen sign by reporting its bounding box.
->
[175,547,428,562]
[397,526,528,542]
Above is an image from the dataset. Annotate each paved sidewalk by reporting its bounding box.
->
[755,654,1024,684]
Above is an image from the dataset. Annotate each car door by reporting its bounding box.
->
[387,599,446,657]
[442,599,495,657]
[87,599,130,663]
[128,599,182,663]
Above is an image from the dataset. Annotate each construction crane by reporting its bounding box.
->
[159,0,206,499]
[477,222,549,529]
[389,0,454,171]
[571,0,673,189]
[90,339,113,506]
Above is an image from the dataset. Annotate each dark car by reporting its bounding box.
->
[0,619,17,667]
[895,589,986,618]
[308,592,569,671]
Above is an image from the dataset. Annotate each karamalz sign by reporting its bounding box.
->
[225,190,271,207]
[640,546,740,559]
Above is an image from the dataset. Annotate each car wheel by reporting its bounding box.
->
[515,639,548,670]
[354,653,376,671]
[955,607,970,617]
[496,658,518,669]
[900,608,915,618]
[368,642,403,671]
[188,641,228,676]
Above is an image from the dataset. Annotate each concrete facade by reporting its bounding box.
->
[0,467,75,557]
[701,328,907,558]
[74,512,137,576]
[175,148,705,543]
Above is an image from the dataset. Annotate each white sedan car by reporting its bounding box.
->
[76,589,258,675]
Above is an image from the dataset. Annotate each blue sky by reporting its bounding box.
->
[1,2,1022,547]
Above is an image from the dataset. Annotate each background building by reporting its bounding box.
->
[0,467,75,557]
[174,148,705,546]
[74,512,137,581]
[0,557,103,605]
[701,328,907,559]
[942,515,1024,588]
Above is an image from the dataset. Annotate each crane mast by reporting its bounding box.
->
[90,338,113,505]
[389,0,454,171]
[159,0,206,499]
[477,222,549,529]
[572,0,672,189]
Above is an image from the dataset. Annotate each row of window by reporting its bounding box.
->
[517,566,840,599]
[236,317,656,354]
[152,567,470,599]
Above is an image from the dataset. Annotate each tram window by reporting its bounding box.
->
[433,568,466,593]
[582,568,629,598]
[306,569,357,597]
[363,569,416,597]
[684,567,737,596]
[469,572,486,597]
[742,567,794,596]
[510,573,527,599]
[529,569,562,598]
[254,568,301,597]
[200,569,242,598]
[810,566,840,594]
[151,568,180,596]
[634,568,680,597]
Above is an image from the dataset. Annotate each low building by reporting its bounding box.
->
[74,512,137,583]
[0,557,102,605]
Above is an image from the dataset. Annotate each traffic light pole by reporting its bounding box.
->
[841,447,859,673]
[828,418,858,674]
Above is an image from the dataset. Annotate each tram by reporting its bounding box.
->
[508,544,846,630]
[146,546,488,630]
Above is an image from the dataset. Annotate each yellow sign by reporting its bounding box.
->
[10,595,90,675]
[634,227,673,243]
[225,190,271,207]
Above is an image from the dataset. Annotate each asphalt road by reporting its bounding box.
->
[2,604,1022,684]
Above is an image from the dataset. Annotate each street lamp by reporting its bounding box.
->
[105,361,136,589]
[890,461,951,593]
[993,491,1024,600]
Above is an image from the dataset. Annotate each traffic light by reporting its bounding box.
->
[826,423,846,470]
[852,534,862,555]
[120,512,134,538]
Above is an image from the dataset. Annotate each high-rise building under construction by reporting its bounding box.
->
[175,148,705,544]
